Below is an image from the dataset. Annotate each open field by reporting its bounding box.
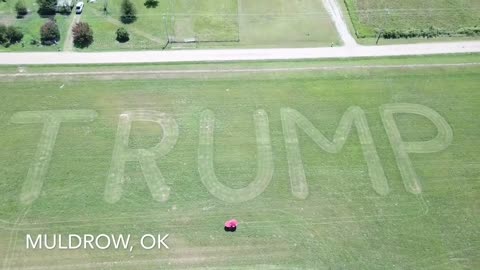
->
[237,0,339,47]
[344,0,480,38]
[0,0,71,51]
[0,0,339,51]
[86,0,340,50]
[81,0,241,51]
[0,55,479,268]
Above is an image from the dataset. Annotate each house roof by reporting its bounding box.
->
[57,0,74,7]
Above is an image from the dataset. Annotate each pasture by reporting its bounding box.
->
[85,0,340,50]
[344,0,480,38]
[0,0,339,51]
[0,55,479,268]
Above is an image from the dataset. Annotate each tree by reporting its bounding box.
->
[15,0,28,18]
[6,26,23,44]
[0,25,9,45]
[72,22,93,48]
[36,0,56,16]
[144,0,158,8]
[0,24,24,47]
[40,20,60,45]
[120,0,137,24]
[116,27,129,43]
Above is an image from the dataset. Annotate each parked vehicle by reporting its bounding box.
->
[75,2,84,14]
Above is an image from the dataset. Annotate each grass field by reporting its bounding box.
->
[82,0,241,51]
[344,0,480,38]
[0,0,71,51]
[0,0,339,51]
[0,55,479,268]
[85,0,339,50]
[237,0,339,47]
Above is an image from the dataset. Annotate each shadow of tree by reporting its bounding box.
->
[120,15,137,24]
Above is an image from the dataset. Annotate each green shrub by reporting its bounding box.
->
[6,26,23,44]
[377,26,453,39]
[15,0,28,17]
[0,24,24,47]
[116,27,129,43]
[144,0,158,8]
[458,27,480,36]
[0,25,8,45]
[30,38,39,45]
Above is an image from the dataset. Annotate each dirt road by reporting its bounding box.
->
[63,13,82,52]
[322,0,357,47]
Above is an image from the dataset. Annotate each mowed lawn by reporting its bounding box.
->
[84,0,339,50]
[344,0,480,38]
[0,56,479,268]
[0,0,71,51]
[238,0,339,47]
[82,0,240,51]
[1,0,339,51]
[81,0,172,51]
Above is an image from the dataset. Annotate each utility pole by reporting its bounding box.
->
[162,16,170,50]
[163,16,169,42]
[376,30,383,45]
[377,9,390,45]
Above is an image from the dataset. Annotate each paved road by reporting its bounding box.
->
[1,41,479,65]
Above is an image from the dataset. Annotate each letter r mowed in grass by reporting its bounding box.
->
[0,58,478,269]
